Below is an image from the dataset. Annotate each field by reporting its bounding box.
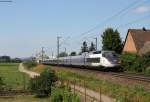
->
[0,63,29,89]
[0,63,52,102]
[0,95,51,102]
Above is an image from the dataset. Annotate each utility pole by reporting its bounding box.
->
[52,51,54,58]
[94,37,97,51]
[64,47,66,54]
[57,36,62,65]
[41,47,44,62]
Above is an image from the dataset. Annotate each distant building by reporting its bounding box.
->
[123,28,150,55]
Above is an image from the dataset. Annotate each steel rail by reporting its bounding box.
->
[50,65,150,83]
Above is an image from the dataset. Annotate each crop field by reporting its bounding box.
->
[0,95,51,102]
[0,63,53,102]
[0,63,29,89]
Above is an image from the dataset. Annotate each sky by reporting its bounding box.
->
[0,0,150,58]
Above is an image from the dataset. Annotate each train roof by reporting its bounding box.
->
[57,50,116,59]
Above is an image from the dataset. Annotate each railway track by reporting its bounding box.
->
[109,72,150,82]
[51,65,150,83]
[84,69,150,83]
[83,69,150,82]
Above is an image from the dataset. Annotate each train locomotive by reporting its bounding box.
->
[42,51,120,68]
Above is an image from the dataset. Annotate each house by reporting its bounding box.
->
[123,28,150,55]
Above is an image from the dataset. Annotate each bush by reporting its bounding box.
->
[23,60,37,69]
[139,52,150,72]
[28,69,57,97]
[11,58,22,63]
[121,52,139,71]
[51,87,80,102]
[121,52,150,73]
[0,77,5,91]
[131,52,150,73]
[50,88,63,102]
[145,67,150,74]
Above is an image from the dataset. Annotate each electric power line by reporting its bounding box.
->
[117,15,150,29]
[75,0,150,48]
[70,0,144,47]
[60,36,70,46]
[77,0,142,38]
[84,0,150,38]
[60,0,149,52]
[117,0,150,18]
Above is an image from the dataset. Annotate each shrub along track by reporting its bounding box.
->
[47,65,150,91]
[0,90,32,97]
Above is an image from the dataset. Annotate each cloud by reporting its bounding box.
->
[134,6,150,13]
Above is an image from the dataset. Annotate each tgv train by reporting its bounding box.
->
[42,51,120,68]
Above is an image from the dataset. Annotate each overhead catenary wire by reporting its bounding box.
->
[60,36,70,46]
[82,0,150,38]
[117,0,150,17]
[70,0,145,47]
[76,0,142,38]
[74,0,150,52]
[117,15,150,29]
[77,15,150,52]
[91,15,150,37]
[57,0,150,53]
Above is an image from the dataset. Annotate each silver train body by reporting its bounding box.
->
[42,51,120,68]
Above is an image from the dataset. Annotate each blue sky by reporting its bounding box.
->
[0,0,150,57]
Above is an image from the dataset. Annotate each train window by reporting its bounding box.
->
[93,51,101,54]
[102,52,117,58]
[86,58,100,63]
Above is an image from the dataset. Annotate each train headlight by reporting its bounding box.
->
[118,61,121,64]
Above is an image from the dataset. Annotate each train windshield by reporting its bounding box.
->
[102,52,118,59]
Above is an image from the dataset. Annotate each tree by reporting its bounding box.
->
[81,41,88,53]
[78,52,82,55]
[29,69,57,97]
[58,52,68,57]
[23,60,37,69]
[0,56,11,62]
[70,52,77,56]
[89,42,96,52]
[11,58,22,63]
[101,28,123,53]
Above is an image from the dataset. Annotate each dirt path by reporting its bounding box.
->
[70,84,114,102]
[18,63,40,78]
[18,64,114,102]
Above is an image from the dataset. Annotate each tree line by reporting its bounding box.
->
[0,56,22,63]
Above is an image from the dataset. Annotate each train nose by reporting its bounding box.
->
[111,59,120,64]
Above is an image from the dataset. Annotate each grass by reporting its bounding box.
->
[56,69,150,102]
[31,64,47,73]
[32,65,150,102]
[0,63,29,90]
[0,95,51,102]
[0,63,51,102]
[51,86,80,102]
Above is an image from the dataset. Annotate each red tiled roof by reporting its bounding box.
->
[129,29,150,52]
